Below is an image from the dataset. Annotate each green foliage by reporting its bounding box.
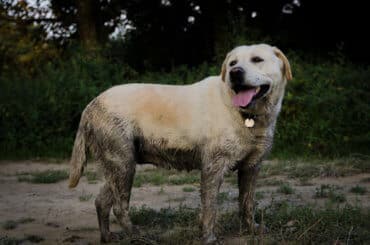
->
[273,57,370,157]
[84,171,100,184]
[0,47,369,159]
[17,170,68,183]
[350,185,367,195]
[277,183,295,195]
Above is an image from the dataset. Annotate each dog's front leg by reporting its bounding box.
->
[238,161,261,233]
[200,160,226,244]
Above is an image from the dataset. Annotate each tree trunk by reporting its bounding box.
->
[76,0,98,48]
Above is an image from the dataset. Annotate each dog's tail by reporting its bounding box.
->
[68,119,87,188]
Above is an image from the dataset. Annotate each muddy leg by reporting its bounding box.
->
[200,162,225,244]
[238,164,260,233]
[110,161,136,235]
[95,183,114,243]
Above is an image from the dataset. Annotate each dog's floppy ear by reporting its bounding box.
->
[221,53,230,82]
[273,47,293,81]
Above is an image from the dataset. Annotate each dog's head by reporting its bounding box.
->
[221,44,292,112]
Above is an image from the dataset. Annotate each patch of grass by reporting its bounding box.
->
[127,202,370,243]
[255,191,265,200]
[0,236,22,244]
[168,172,200,185]
[217,192,230,204]
[350,185,367,195]
[17,218,35,224]
[361,177,370,183]
[84,171,100,184]
[314,184,346,203]
[24,234,44,243]
[158,187,166,195]
[79,193,93,202]
[258,178,284,186]
[182,186,196,192]
[277,183,295,195]
[168,197,186,203]
[130,205,198,229]
[1,217,35,230]
[298,177,314,186]
[2,220,17,230]
[133,169,200,187]
[17,170,68,183]
[261,158,370,179]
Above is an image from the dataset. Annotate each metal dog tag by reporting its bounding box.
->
[245,118,255,128]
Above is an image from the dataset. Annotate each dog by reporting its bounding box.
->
[68,43,292,244]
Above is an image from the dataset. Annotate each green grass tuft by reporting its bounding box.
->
[277,183,295,195]
[350,185,367,195]
[314,184,346,203]
[182,186,196,192]
[2,220,18,230]
[84,171,100,184]
[17,170,69,184]
[79,193,93,202]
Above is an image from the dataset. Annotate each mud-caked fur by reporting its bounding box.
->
[68,44,292,244]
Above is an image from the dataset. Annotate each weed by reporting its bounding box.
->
[2,220,17,230]
[361,177,370,183]
[258,178,284,186]
[298,177,313,186]
[217,192,230,204]
[168,197,186,203]
[24,235,44,243]
[255,191,265,200]
[79,193,93,202]
[17,218,35,224]
[182,187,196,192]
[314,184,346,203]
[84,171,100,184]
[350,185,367,195]
[277,183,295,194]
[17,170,68,183]
[158,187,166,195]
[1,217,35,230]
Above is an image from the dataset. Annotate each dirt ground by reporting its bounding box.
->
[0,160,369,244]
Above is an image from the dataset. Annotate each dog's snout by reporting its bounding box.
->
[229,67,245,84]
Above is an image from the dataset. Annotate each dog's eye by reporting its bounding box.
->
[251,56,264,63]
[229,60,237,67]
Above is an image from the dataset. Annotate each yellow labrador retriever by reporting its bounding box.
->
[68,43,292,244]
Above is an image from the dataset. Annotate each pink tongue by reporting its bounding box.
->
[232,88,257,107]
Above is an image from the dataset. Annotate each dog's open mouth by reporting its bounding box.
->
[232,84,270,108]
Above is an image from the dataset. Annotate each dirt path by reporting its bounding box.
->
[0,161,369,244]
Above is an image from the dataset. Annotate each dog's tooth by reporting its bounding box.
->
[255,86,260,94]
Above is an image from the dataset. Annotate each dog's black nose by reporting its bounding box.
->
[229,67,245,84]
